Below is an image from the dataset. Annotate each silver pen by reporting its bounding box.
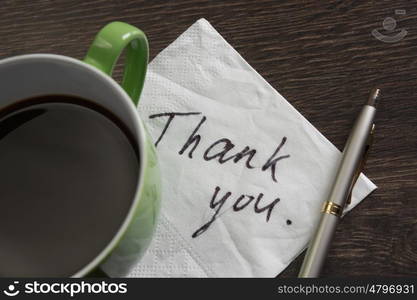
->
[298,88,380,278]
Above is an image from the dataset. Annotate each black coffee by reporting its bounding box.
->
[0,95,139,277]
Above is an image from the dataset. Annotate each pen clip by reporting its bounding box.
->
[346,124,375,206]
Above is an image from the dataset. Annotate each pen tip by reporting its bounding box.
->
[367,88,381,107]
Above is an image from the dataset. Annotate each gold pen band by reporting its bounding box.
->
[321,201,343,217]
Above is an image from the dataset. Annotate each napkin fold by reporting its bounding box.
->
[126,19,376,277]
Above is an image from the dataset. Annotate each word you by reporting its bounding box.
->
[192,185,281,238]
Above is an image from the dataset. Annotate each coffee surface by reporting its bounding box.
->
[0,95,139,277]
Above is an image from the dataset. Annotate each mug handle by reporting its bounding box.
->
[84,21,149,105]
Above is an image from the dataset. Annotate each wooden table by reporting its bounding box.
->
[1,0,416,277]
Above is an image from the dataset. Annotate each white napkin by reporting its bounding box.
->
[128,18,376,277]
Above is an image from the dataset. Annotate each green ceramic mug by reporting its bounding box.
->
[0,22,161,277]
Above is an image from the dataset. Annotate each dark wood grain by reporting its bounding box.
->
[0,0,416,277]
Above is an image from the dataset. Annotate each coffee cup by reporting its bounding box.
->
[0,22,161,277]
